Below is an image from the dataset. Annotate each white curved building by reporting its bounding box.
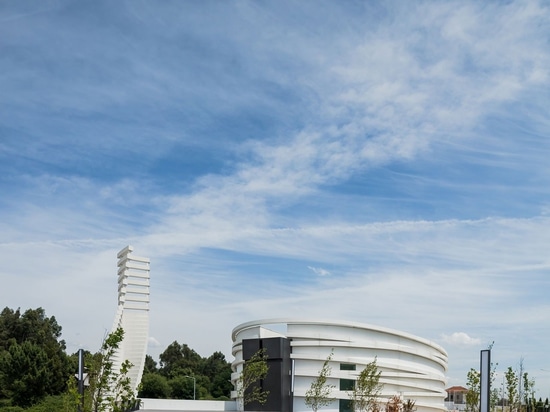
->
[231,319,448,412]
[109,245,150,396]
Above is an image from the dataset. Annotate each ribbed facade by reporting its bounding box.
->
[231,319,448,412]
[109,245,150,396]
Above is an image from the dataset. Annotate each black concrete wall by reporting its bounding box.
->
[242,337,292,412]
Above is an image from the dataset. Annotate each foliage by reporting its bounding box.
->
[60,327,137,412]
[522,372,536,412]
[0,341,50,407]
[202,351,233,399]
[143,355,158,375]
[139,345,232,401]
[0,394,66,412]
[384,396,416,412]
[0,306,236,408]
[487,343,499,412]
[385,396,416,412]
[305,351,335,412]
[385,395,402,412]
[0,307,69,408]
[466,368,480,412]
[466,350,544,412]
[350,357,383,412]
[237,348,269,410]
[138,373,171,398]
[159,341,202,379]
[0,406,24,412]
[402,399,416,412]
[167,375,195,399]
[505,367,519,412]
[88,327,137,412]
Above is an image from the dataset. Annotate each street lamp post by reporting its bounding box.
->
[185,375,196,400]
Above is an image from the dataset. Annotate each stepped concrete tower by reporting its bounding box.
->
[109,245,150,395]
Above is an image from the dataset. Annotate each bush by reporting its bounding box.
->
[0,406,25,412]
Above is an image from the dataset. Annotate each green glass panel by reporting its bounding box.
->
[340,398,353,412]
[340,378,355,391]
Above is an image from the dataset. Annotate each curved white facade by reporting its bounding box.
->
[231,319,448,412]
[109,245,150,396]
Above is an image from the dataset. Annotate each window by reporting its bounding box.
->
[340,399,353,412]
[340,379,355,391]
[340,363,356,371]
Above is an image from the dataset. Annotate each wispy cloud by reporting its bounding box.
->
[307,266,331,277]
[1,0,550,397]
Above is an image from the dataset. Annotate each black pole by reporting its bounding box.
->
[480,350,491,412]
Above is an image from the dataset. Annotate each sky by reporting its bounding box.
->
[1,0,550,399]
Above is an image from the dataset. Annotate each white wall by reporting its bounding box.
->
[232,319,448,412]
[139,399,237,412]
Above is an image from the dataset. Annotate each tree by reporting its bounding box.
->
[159,341,202,379]
[201,351,232,399]
[168,375,196,399]
[0,341,50,407]
[67,327,138,412]
[237,348,269,411]
[466,368,480,412]
[505,367,519,412]
[138,373,171,398]
[305,351,336,412]
[143,355,158,375]
[137,346,232,401]
[522,372,535,412]
[486,342,499,412]
[0,307,69,407]
[350,358,383,412]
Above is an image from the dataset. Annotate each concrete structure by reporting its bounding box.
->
[109,245,150,396]
[140,399,236,412]
[231,319,448,412]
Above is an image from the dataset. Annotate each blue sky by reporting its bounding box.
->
[2,0,550,397]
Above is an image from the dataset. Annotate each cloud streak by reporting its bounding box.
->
[1,0,550,398]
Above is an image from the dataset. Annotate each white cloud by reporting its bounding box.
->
[148,336,161,348]
[307,266,331,277]
[2,0,550,399]
[441,332,482,346]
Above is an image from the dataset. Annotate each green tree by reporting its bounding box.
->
[143,355,158,375]
[505,367,519,412]
[487,343,499,412]
[522,372,535,412]
[0,307,69,408]
[201,351,232,399]
[350,358,383,412]
[67,327,137,412]
[0,341,50,407]
[466,368,480,412]
[138,347,232,401]
[237,348,269,411]
[159,341,201,379]
[209,364,232,400]
[168,375,195,399]
[138,373,171,398]
[305,351,335,412]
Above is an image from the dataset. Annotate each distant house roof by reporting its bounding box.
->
[446,386,468,392]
